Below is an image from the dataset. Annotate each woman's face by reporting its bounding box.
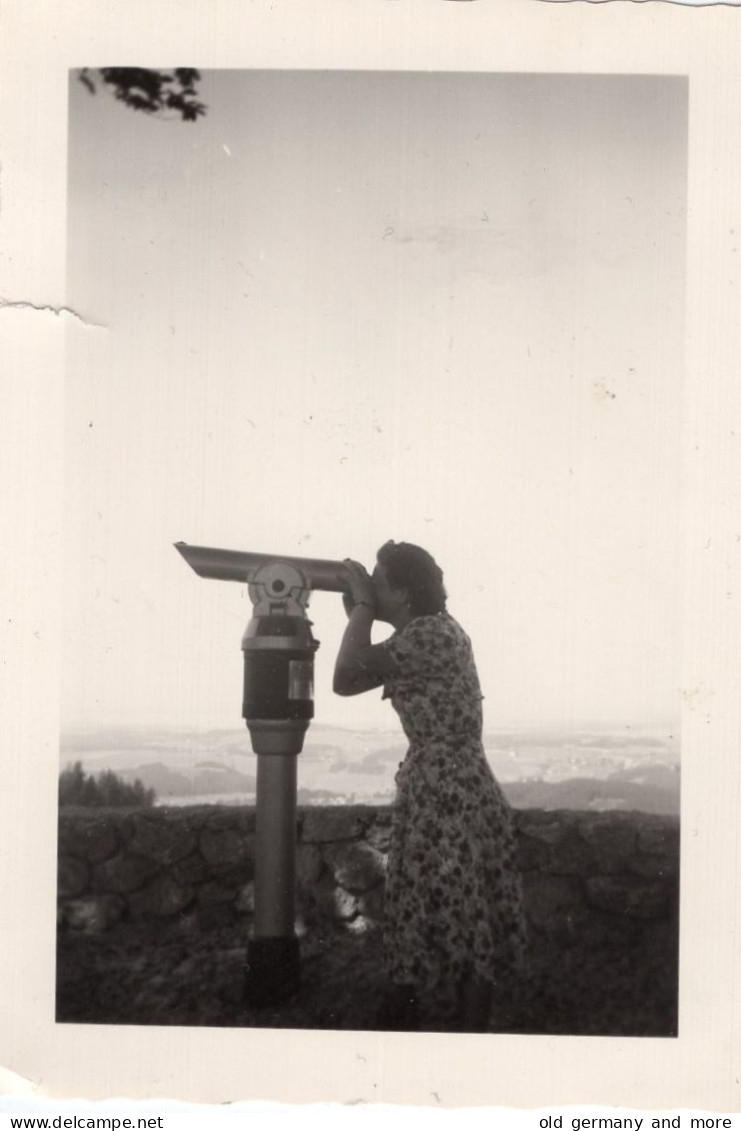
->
[371,561,407,624]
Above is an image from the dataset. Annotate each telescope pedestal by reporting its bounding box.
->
[244,935,301,1006]
[175,544,346,1011]
[243,751,301,1007]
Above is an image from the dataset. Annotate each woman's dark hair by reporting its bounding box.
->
[376,541,447,617]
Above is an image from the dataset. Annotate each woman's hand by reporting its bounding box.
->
[341,559,377,618]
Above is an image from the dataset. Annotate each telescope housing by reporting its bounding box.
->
[174,542,352,593]
[175,542,357,757]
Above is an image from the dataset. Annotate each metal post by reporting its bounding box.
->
[243,753,300,1005]
[253,754,297,936]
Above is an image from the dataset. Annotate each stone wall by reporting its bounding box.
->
[57,804,679,947]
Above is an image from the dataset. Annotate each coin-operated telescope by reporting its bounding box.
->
[174,542,353,1006]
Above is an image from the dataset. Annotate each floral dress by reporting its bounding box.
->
[380,612,527,992]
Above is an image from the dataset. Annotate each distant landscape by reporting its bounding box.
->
[59,722,680,814]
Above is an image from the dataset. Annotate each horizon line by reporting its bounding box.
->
[59,717,680,737]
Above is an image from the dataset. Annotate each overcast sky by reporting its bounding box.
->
[63,70,687,735]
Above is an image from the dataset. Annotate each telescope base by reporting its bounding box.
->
[243,935,301,1007]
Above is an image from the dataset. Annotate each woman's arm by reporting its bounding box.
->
[333,604,396,696]
[333,559,397,696]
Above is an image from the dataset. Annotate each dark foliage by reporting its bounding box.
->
[79,68,206,121]
[59,760,156,808]
[56,915,677,1035]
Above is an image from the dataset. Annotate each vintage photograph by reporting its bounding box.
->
[57,69,686,1038]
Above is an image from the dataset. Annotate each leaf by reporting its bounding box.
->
[86,67,207,121]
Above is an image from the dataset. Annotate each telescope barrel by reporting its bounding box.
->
[174,542,352,593]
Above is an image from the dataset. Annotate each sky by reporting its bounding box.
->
[63,70,687,735]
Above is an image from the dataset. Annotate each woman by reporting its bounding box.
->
[333,541,527,1032]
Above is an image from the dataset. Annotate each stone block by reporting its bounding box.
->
[65,895,125,933]
[334,887,359,920]
[323,842,386,893]
[59,815,119,864]
[57,855,89,899]
[196,901,236,930]
[215,863,254,890]
[92,853,159,894]
[516,835,549,872]
[584,875,669,920]
[128,875,195,919]
[310,883,333,921]
[357,884,385,925]
[517,812,572,845]
[365,820,393,854]
[235,881,255,914]
[198,880,238,906]
[296,844,324,886]
[300,808,365,843]
[345,915,372,935]
[295,886,319,928]
[170,852,210,885]
[205,809,255,827]
[579,814,637,856]
[126,814,197,865]
[543,834,596,877]
[204,807,257,835]
[159,804,213,829]
[199,827,253,871]
[314,882,358,921]
[176,909,200,933]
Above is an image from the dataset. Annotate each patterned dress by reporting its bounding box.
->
[380,612,527,991]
